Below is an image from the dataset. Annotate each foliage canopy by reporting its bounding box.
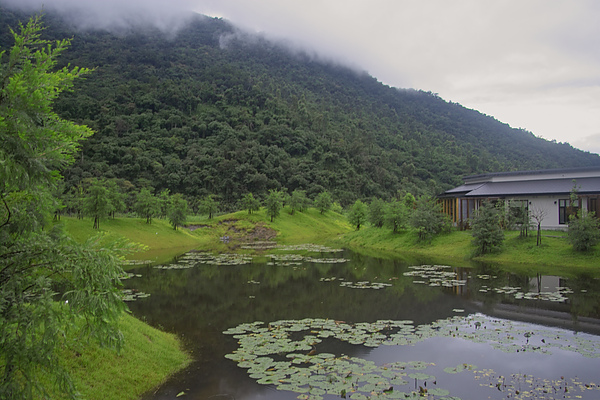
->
[0,16,128,399]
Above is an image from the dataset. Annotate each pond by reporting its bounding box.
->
[123,245,600,400]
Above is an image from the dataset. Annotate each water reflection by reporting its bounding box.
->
[124,249,600,399]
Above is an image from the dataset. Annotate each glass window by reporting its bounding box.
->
[559,199,579,224]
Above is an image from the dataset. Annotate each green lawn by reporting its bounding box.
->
[336,225,600,277]
[44,313,191,400]
[57,216,205,264]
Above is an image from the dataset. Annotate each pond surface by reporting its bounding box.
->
[124,246,600,400]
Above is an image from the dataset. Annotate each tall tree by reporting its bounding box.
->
[157,188,171,219]
[348,200,368,230]
[83,180,110,229]
[265,189,283,222]
[470,201,504,255]
[241,192,261,214]
[0,16,127,399]
[105,179,126,219]
[289,189,309,215]
[368,198,386,228]
[314,191,332,215]
[384,200,408,233]
[199,194,219,219]
[135,188,160,224]
[168,193,188,230]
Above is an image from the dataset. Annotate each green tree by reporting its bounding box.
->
[368,198,386,228]
[83,180,110,229]
[168,193,188,230]
[314,191,332,214]
[470,201,505,255]
[568,209,600,251]
[384,200,408,233]
[265,189,283,222]
[199,194,219,219]
[567,184,600,251]
[135,188,160,224]
[403,192,416,210]
[104,179,126,219]
[0,17,128,399]
[241,192,261,214]
[289,189,309,215]
[410,195,449,242]
[157,188,170,219]
[347,200,368,230]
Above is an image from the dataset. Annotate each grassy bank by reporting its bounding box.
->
[59,208,352,263]
[58,216,207,264]
[336,226,600,277]
[45,313,191,400]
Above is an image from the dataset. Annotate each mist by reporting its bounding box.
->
[0,0,198,33]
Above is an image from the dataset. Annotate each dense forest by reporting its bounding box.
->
[2,7,599,208]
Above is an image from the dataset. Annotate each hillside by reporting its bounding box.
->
[2,7,599,207]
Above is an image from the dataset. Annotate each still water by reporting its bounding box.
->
[124,247,600,400]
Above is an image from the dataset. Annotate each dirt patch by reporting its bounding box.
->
[187,224,209,232]
[245,224,277,242]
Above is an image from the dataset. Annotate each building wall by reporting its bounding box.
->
[509,195,589,230]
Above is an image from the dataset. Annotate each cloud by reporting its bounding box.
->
[1,0,197,32]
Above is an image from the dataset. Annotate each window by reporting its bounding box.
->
[589,198,598,217]
[559,199,579,224]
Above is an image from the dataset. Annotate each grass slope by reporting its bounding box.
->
[58,216,205,264]
[48,314,191,400]
[336,226,600,277]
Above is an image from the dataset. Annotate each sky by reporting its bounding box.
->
[4,0,600,155]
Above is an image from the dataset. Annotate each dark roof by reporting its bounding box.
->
[463,166,600,182]
[442,177,600,198]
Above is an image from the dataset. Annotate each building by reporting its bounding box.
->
[439,167,600,230]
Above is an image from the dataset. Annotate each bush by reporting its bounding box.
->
[568,210,600,251]
[470,201,504,255]
[410,196,451,242]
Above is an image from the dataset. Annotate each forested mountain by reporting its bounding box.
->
[2,7,599,207]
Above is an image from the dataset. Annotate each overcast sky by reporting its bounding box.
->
[4,0,600,155]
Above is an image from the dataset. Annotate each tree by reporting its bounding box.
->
[83,180,110,229]
[384,200,408,233]
[265,189,283,222]
[0,17,128,399]
[289,189,309,215]
[135,188,160,224]
[241,192,261,214]
[168,193,188,230]
[566,183,600,251]
[348,200,368,230]
[314,191,332,214]
[470,201,504,255]
[157,188,171,219]
[530,205,547,246]
[410,195,449,242]
[199,194,219,219]
[104,179,126,219]
[368,198,386,228]
[568,209,600,251]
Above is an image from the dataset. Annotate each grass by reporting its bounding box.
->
[57,216,205,264]
[185,207,353,249]
[335,225,600,277]
[44,313,191,400]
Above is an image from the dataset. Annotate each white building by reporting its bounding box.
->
[439,167,600,230]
